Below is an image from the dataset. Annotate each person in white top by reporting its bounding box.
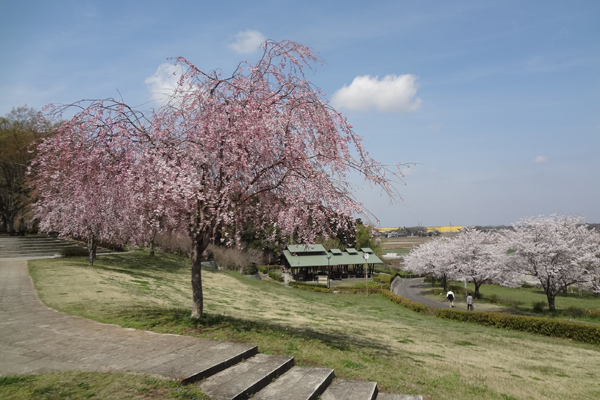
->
[467,295,474,311]
[446,290,455,308]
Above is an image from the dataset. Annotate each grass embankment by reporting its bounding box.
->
[0,372,208,400]
[26,251,600,400]
[425,282,600,323]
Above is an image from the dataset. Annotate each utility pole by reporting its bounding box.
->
[363,252,370,296]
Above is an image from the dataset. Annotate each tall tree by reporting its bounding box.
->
[500,214,600,311]
[32,102,136,265]
[451,227,507,298]
[0,106,50,234]
[403,237,457,291]
[34,40,404,317]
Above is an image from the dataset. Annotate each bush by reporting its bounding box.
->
[532,301,546,313]
[487,294,500,304]
[208,244,264,271]
[381,290,435,314]
[289,281,328,289]
[434,308,600,345]
[564,306,585,318]
[240,264,258,275]
[60,246,89,257]
[268,270,284,283]
[373,274,392,284]
[257,265,268,274]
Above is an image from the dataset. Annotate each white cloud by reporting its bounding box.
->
[144,63,182,105]
[535,156,549,163]
[331,74,422,113]
[229,30,266,54]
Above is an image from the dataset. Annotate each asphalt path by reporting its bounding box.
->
[394,277,464,310]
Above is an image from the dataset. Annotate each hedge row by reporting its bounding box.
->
[381,290,435,315]
[380,290,600,345]
[434,308,600,344]
[288,281,385,295]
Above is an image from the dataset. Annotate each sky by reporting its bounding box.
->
[1,0,599,227]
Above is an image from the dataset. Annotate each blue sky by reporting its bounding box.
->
[1,0,599,227]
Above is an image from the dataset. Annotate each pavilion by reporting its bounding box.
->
[281,244,383,282]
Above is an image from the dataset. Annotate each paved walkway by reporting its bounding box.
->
[0,259,256,381]
[394,277,462,309]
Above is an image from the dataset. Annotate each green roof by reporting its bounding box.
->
[287,244,327,254]
[282,245,382,268]
[361,247,374,253]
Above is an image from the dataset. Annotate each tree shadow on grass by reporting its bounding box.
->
[116,305,391,353]
[91,252,191,279]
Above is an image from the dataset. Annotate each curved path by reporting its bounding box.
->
[0,258,257,380]
[394,278,463,309]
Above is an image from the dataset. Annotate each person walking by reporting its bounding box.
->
[446,290,455,308]
[467,294,474,311]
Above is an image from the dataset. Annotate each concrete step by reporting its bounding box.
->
[321,379,378,400]
[199,354,294,400]
[252,366,334,400]
[0,237,109,258]
[145,341,258,384]
[376,393,423,400]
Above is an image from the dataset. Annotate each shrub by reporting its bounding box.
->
[257,265,268,274]
[60,246,89,257]
[381,290,435,315]
[289,281,328,289]
[564,306,585,318]
[532,301,546,313]
[240,264,259,275]
[486,294,500,304]
[268,270,284,282]
[434,308,600,345]
[208,244,264,271]
[373,274,392,284]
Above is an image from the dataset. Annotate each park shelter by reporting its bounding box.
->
[281,244,383,281]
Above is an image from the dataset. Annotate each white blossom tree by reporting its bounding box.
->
[403,236,458,291]
[500,214,600,311]
[451,227,511,298]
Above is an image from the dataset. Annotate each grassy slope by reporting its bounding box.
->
[28,251,600,400]
[0,372,209,400]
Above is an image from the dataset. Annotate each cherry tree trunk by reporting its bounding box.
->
[440,274,448,292]
[87,234,97,266]
[190,234,210,318]
[547,293,556,312]
[474,281,482,299]
[149,228,157,257]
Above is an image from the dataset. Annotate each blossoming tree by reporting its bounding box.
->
[403,236,458,291]
[33,41,404,317]
[500,214,600,311]
[451,227,513,298]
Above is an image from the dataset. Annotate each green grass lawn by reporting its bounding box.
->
[26,251,600,400]
[0,371,209,400]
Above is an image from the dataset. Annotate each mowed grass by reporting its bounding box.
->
[0,371,208,400]
[28,251,600,400]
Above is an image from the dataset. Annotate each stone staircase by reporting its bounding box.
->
[192,350,422,400]
[0,236,109,259]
